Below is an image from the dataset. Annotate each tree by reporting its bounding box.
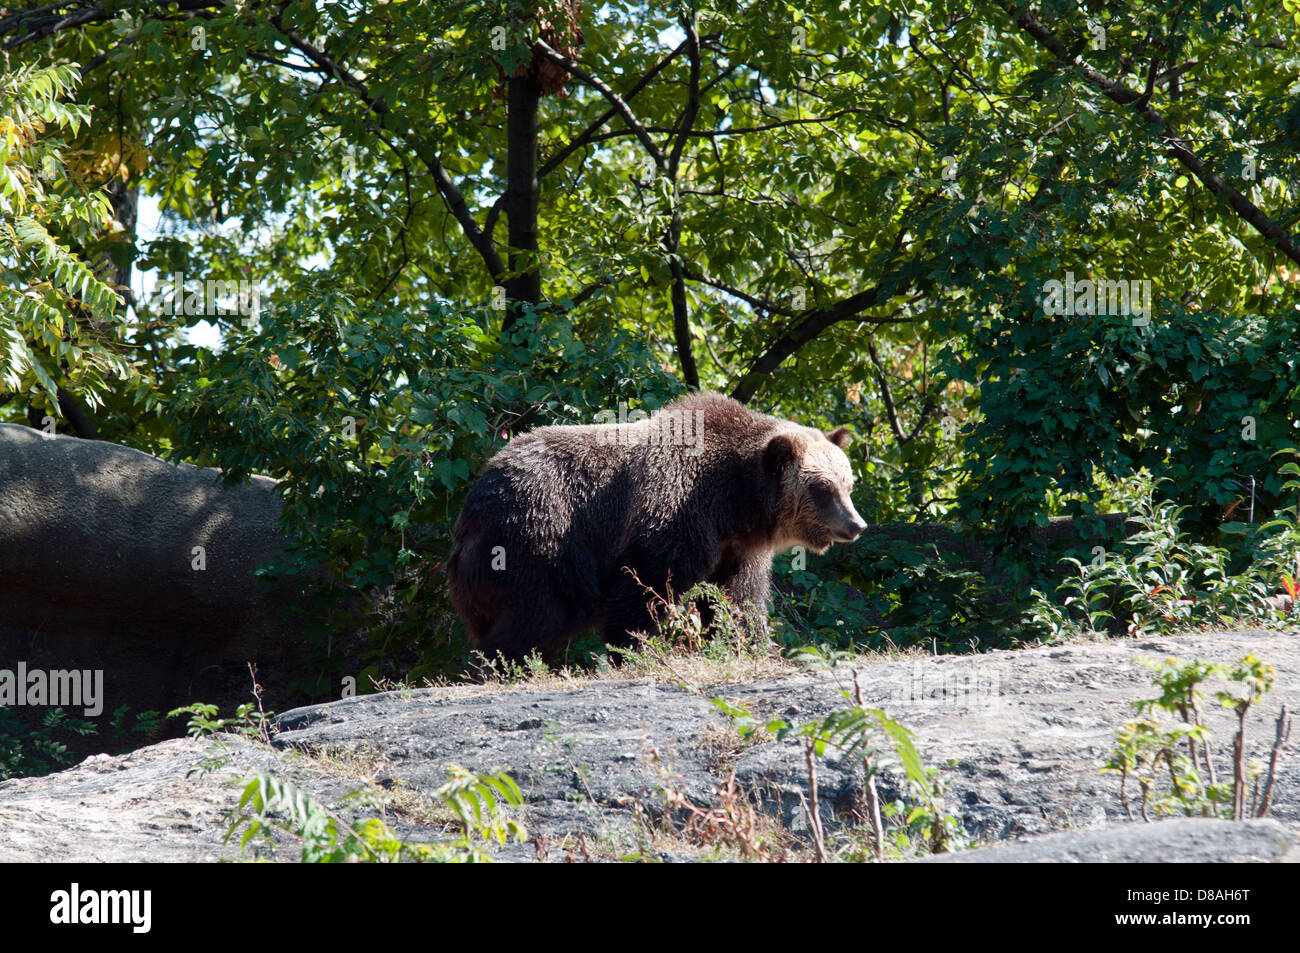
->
[1,2,1293,425]
[0,62,128,434]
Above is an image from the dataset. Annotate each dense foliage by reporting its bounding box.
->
[2,1,1298,680]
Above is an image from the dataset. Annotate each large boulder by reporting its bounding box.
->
[0,423,323,736]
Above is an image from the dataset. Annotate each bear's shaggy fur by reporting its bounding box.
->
[447,391,866,660]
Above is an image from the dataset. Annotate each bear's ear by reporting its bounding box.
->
[763,433,799,473]
[825,427,851,449]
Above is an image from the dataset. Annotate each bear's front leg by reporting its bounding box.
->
[708,550,773,640]
[602,543,716,648]
[601,563,667,648]
[602,600,661,650]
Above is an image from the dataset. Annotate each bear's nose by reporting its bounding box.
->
[839,501,867,542]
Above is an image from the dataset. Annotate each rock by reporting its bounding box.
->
[0,737,292,862]
[0,631,1296,861]
[0,423,324,735]
[918,818,1296,863]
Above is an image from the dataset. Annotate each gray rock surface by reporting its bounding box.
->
[919,818,1296,863]
[0,737,311,862]
[0,630,1295,861]
[0,423,320,725]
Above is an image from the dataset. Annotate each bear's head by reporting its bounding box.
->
[764,426,867,554]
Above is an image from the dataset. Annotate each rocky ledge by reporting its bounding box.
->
[0,630,1295,862]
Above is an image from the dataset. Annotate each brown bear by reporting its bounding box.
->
[447,391,866,660]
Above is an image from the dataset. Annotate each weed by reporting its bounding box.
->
[712,672,966,861]
[1030,470,1300,639]
[226,766,526,862]
[0,707,97,780]
[1102,654,1292,821]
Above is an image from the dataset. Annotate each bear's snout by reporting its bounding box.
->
[834,517,867,542]
[831,499,868,543]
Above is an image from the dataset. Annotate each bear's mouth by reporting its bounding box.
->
[803,528,834,553]
[830,517,867,544]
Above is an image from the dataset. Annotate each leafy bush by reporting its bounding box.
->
[614,581,759,663]
[109,706,163,739]
[168,702,272,742]
[714,680,965,861]
[1,705,161,780]
[0,707,97,780]
[776,532,1048,656]
[948,310,1300,539]
[1030,468,1300,639]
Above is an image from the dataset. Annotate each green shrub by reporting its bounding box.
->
[226,766,526,863]
[1103,655,1291,821]
[947,311,1300,539]
[1031,467,1300,639]
[714,682,966,861]
[0,707,97,780]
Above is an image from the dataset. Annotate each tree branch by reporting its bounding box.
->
[681,267,795,317]
[565,273,618,309]
[1005,3,1300,267]
[534,38,665,168]
[268,13,506,283]
[2,0,222,49]
[56,384,100,439]
[867,340,906,445]
[730,279,916,404]
[536,37,690,182]
[664,10,702,389]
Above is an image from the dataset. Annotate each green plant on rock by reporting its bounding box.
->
[1029,550,1119,639]
[471,649,554,684]
[1030,471,1300,639]
[1102,655,1292,821]
[0,707,97,780]
[109,705,163,739]
[168,701,272,742]
[613,578,772,672]
[226,765,526,863]
[713,675,964,862]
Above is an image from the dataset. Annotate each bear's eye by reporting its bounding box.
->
[810,483,835,506]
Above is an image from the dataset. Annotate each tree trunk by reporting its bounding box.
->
[503,72,542,331]
[56,386,101,440]
[108,178,139,295]
[666,206,699,389]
